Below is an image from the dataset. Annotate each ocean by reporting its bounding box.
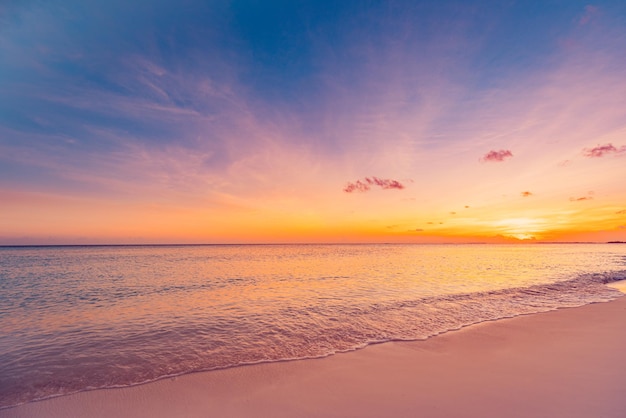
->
[1,243,625,409]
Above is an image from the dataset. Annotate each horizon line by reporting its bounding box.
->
[1,241,621,248]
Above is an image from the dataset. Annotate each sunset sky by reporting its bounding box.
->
[1,0,625,244]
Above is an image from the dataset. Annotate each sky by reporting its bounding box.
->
[1,0,626,244]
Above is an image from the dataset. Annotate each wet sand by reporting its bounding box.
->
[3,296,626,418]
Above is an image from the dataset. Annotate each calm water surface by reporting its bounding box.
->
[1,244,625,408]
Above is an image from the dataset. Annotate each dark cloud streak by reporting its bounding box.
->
[480,149,513,163]
[583,143,626,158]
[343,177,406,193]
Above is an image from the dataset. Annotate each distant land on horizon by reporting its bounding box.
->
[1,241,622,248]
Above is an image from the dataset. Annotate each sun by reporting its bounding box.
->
[493,218,546,241]
[509,233,536,241]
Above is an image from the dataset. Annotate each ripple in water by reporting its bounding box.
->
[1,244,625,408]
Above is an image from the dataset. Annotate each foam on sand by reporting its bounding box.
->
[607,279,626,293]
[2,295,626,418]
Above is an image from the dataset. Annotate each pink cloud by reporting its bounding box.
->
[582,143,626,158]
[343,180,370,193]
[579,5,599,26]
[480,149,513,163]
[521,191,533,197]
[343,177,406,193]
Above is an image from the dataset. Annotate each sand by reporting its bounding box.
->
[2,295,626,418]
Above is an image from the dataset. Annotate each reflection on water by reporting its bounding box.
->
[1,244,625,408]
[607,279,626,293]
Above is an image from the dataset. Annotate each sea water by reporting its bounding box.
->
[1,244,625,408]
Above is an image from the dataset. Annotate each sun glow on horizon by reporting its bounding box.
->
[490,218,547,240]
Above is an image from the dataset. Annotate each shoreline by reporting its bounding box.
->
[3,295,626,417]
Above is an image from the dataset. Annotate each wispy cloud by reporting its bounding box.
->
[569,196,593,202]
[480,150,513,163]
[521,191,533,197]
[582,143,626,158]
[343,177,406,193]
[579,5,599,26]
[616,210,626,215]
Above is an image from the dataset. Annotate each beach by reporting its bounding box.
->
[3,294,625,418]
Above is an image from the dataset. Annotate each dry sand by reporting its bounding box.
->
[2,296,626,418]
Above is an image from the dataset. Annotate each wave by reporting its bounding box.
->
[3,270,625,410]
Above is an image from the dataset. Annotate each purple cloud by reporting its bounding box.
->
[582,143,626,158]
[480,149,513,163]
[343,177,406,193]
